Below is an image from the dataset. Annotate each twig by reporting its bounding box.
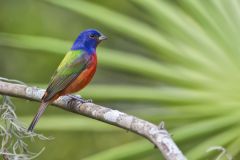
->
[0,80,187,160]
[3,148,9,160]
[207,146,233,160]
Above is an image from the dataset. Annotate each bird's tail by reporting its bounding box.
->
[28,102,49,132]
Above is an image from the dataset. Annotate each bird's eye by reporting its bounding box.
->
[89,34,95,39]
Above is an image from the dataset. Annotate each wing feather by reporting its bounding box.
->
[43,50,90,101]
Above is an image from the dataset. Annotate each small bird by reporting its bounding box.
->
[28,29,107,132]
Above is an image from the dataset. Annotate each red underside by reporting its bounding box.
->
[50,54,97,101]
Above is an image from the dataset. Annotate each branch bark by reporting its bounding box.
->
[0,80,186,160]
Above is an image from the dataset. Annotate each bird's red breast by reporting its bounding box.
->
[60,53,97,96]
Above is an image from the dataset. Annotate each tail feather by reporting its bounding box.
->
[28,102,49,132]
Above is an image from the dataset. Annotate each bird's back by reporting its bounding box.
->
[42,50,93,102]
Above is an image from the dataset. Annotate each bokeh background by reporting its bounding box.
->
[1,0,240,159]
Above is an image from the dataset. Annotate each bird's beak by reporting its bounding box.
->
[98,35,108,41]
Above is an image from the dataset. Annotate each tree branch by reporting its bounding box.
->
[0,80,186,160]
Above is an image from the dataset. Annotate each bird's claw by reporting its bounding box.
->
[68,95,93,103]
[79,98,92,103]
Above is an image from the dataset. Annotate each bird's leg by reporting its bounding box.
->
[68,94,93,103]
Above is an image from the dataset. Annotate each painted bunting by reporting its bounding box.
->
[28,29,107,132]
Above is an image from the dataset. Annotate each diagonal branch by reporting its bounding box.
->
[0,80,186,160]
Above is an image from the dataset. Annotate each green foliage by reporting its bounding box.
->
[1,0,240,159]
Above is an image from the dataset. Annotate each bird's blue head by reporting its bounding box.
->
[71,29,107,53]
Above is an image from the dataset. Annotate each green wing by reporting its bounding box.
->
[43,50,89,101]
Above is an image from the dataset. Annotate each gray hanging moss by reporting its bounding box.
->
[0,79,50,160]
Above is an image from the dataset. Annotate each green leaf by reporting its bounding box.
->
[82,140,152,160]
[20,116,118,131]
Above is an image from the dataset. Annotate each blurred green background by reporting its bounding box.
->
[1,0,240,159]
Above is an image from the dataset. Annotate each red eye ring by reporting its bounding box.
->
[89,34,96,39]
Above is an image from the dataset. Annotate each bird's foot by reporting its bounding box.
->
[78,98,92,103]
[68,95,92,103]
